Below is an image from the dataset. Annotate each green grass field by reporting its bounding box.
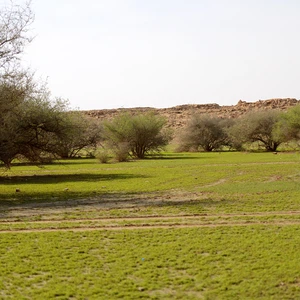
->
[0,152,299,299]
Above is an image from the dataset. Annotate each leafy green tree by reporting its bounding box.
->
[228,110,283,152]
[0,73,39,167]
[104,113,171,160]
[0,83,71,168]
[274,105,300,144]
[0,81,102,167]
[52,112,102,159]
[177,115,229,152]
[0,1,36,168]
[15,97,68,158]
[0,2,89,167]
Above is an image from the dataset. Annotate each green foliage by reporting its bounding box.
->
[0,84,72,168]
[104,112,171,159]
[275,105,300,144]
[52,112,102,159]
[228,110,283,151]
[96,149,110,163]
[0,75,102,167]
[0,2,87,167]
[177,115,229,152]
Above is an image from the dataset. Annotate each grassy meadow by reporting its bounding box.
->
[0,152,300,299]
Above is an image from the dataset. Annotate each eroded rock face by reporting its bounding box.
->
[84,98,299,129]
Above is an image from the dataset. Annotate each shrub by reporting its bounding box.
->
[228,110,283,152]
[97,150,110,164]
[103,113,171,160]
[177,115,229,152]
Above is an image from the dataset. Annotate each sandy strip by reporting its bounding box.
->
[0,220,300,233]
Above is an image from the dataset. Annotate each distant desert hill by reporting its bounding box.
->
[84,98,299,129]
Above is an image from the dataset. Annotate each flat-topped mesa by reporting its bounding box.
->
[84,98,299,129]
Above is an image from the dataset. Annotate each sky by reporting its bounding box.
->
[6,0,300,110]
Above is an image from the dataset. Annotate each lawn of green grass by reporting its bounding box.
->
[0,152,299,213]
[0,152,299,299]
[0,226,299,299]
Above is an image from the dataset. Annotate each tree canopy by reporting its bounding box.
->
[103,112,171,160]
[274,105,300,144]
[0,2,103,168]
[228,110,283,152]
[177,115,229,152]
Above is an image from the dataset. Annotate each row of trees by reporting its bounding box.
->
[0,75,101,168]
[3,86,299,168]
[178,105,300,151]
[177,107,300,153]
[98,106,300,163]
[0,2,170,167]
[0,2,299,168]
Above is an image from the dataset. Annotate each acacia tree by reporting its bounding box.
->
[16,97,68,157]
[177,115,229,152]
[104,113,171,160]
[228,110,283,152]
[0,71,39,167]
[0,1,35,168]
[52,112,102,159]
[0,80,102,168]
[0,1,76,168]
[0,81,72,168]
[0,0,35,120]
[274,105,300,145]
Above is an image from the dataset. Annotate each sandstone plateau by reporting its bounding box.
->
[84,98,299,129]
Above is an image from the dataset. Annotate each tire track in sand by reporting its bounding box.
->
[0,212,300,233]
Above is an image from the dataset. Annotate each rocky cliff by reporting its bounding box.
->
[84,98,299,129]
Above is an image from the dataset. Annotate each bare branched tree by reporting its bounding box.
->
[0,0,34,73]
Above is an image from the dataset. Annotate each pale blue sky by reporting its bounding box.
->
[12,0,300,109]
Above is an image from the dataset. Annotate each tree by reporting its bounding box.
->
[0,81,71,168]
[0,1,37,167]
[103,112,171,160]
[0,2,76,168]
[52,112,102,159]
[0,1,35,137]
[0,72,39,168]
[15,97,69,159]
[228,110,283,152]
[177,115,229,152]
[0,2,104,167]
[274,105,300,144]
[0,1,33,73]
[0,77,103,168]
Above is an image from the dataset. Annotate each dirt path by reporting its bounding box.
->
[1,210,300,224]
[1,220,300,234]
[0,211,299,234]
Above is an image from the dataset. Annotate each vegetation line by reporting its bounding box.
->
[1,210,300,224]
